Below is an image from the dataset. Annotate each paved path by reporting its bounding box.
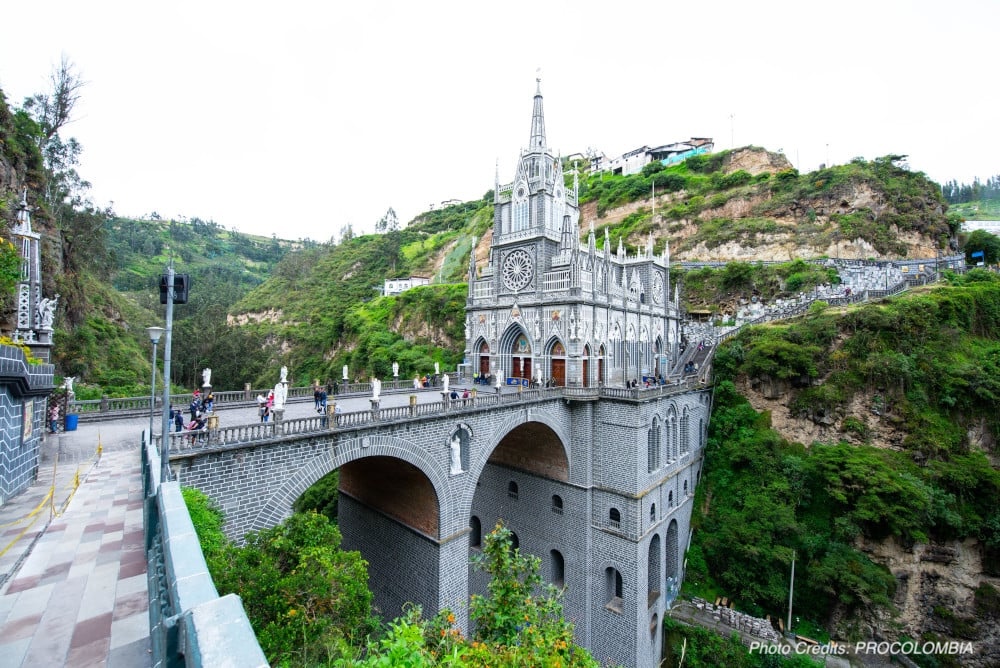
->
[0,386,476,667]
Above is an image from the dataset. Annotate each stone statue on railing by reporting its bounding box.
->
[36,293,59,329]
[62,376,76,400]
[434,362,440,375]
[202,368,212,387]
[371,377,381,400]
[393,361,399,378]
[442,373,449,393]
[280,365,288,384]
[273,381,287,410]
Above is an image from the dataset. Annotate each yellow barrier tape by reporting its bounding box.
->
[0,431,104,557]
[0,489,53,559]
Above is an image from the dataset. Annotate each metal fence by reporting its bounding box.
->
[142,435,267,667]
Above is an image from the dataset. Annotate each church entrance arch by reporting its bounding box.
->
[511,332,532,382]
[549,341,566,386]
[477,340,490,378]
[598,344,607,386]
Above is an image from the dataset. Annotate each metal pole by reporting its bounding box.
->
[149,339,158,445]
[160,265,175,481]
[787,550,796,635]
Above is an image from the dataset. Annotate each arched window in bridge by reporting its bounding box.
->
[605,567,623,612]
[647,416,661,473]
[551,494,563,514]
[508,480,519,500]
[609,507,621,530]
[469,516,482,548]
[550,549,565,588]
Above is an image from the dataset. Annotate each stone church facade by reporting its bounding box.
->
[461,81,708,667]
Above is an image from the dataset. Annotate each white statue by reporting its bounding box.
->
[443,373,450,392]
[434,362,440,375]
[271,383,288,411]
[393,361,399,377]
[371,377,381,400]
[279,365,288,383]
[202,368,212,387]
[414,375,421,389]
[450,434,462,474]
[62,376,76,399]
[343,365,349,381]
[495,369,503,389]
[36,294,59,329]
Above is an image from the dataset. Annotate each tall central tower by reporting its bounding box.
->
[466,80,680,390]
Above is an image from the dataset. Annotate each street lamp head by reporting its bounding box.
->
[146,326,165,345]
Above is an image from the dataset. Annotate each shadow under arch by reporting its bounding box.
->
[248,433,448,538]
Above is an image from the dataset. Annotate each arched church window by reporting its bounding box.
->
[508,481,519,500]
[609,507,621,529]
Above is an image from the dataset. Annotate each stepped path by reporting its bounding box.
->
[0,389,449,667]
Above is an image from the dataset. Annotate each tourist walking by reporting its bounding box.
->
[49,403,59,434]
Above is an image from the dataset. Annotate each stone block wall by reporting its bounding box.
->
[0,344,54,506]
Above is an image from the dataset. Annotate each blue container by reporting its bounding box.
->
[65,414,79,431]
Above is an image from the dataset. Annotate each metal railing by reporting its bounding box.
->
[142,434,267,667]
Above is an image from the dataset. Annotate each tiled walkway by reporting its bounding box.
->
[0,438,150,667]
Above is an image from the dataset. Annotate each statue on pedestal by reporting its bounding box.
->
[202,368,212,387]
[343,365,349,381]
[36,294,59,329]
[450,434,462,474]
[443,373,450,393]
[371,377,381,400]
[393,361,399,378]
[279,365,288,384]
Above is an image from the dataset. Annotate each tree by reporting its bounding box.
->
[342,523,598,667]
[375,207,399,233]
[208,512,377,666]
[340,223,355,242]
[964,229,1000,265]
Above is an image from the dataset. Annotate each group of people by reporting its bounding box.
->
[257,390,275,422]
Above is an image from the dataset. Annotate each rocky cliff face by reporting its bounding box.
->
[740,376,1000,665]
[579,147,950,262]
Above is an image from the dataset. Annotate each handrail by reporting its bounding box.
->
[142,435,267,667]
[157,382,711,453]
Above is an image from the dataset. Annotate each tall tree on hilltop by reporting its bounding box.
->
[22,56,112,324]
[374,206,398,233]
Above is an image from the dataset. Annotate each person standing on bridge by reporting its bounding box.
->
[49,402,59,434]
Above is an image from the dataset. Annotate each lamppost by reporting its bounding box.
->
[146,326,165,446]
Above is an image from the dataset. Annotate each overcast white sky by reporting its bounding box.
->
[2,1,997,240]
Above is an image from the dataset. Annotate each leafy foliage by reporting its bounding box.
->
[340,524,597,667]
[205,511,377,666]
[661,617,819,667]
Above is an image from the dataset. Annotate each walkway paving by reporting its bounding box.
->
[0,419,150,667]
[0,386,474,667]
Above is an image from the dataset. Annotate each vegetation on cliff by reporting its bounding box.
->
[687,273,1000,642]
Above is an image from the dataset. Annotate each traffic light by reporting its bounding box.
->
[159,273,190,304]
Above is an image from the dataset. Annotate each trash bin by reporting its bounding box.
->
[65,414,79,431]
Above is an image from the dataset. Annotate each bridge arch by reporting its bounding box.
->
[248,433,449,537]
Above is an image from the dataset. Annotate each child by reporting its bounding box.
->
[49,403,60,434]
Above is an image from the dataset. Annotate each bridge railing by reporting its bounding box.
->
[71,375,459,423]
[156,382,714,452]
[142,434,267,667]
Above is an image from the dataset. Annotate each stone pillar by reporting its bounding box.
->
[409,395,417,417]
[272,408,284,423]
[370,399,380,418]
[244,382,251,401]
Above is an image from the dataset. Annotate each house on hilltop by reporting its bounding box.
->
[382,276,430,296]
[591,137,714,176]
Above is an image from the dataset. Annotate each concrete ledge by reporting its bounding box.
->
[180,594,268,667]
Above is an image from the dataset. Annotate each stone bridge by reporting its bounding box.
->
[169,381,712,668]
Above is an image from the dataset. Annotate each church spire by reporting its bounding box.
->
[529,74,546,151]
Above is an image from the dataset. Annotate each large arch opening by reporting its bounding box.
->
[331,456,441,621]
[469,420,573,612]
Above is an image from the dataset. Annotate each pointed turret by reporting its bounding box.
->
[529,76,546,151]
[14,188,32,234]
